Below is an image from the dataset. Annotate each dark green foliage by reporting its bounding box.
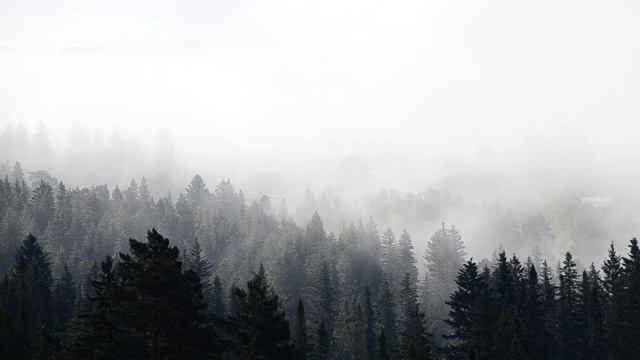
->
[306,258,336,336]
[364,286,377,360]
[312,321,330,360]
[334,298,365,360]
[52,263,76,332]
[0,304,28,359]
[185,174,210,210]
[293,299,312,360]
[224,264,293,360]
[72,230,218,359]
[187,239,213,306]
[211,275,226,316]
[445,259,483,356]
[2,234,54,348]
[375,273,397,352]
[397,272,431,359]
[375,328,390,360]
[4,169,640,360]
[423,223,466,343]
[397,229,418,289]
[558,251,581,360]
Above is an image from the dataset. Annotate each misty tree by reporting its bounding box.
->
[185,174,210,211]
[397,229,418,288]
[423,223,466,342]
[379,228,397,278]
[558,251,581,359]
[397,272,431,359]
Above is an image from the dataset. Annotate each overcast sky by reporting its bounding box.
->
[1,0,639,166]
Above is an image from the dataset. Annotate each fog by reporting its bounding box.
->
[2,0,640,265]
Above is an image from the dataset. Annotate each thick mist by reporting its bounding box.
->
[2,0,640,268]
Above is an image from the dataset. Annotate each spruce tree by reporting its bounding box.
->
[601,241,622,301]
[313,321,330,360]
[187,239,213,306]
[397,272,431,359]
[211,275,226,316]
[397,229,418,287]
[293,299,312,360]
[306,259,336,336]
[375,273,397,352]
[4,234,54,348]
[364,286,377,360]
[423,223,466,342]
[52,263,76,332]
[226,265,293,359]
[72,230,218,359]
[445,259,483,356]
[375,328,390,360]
[558,251,581,360]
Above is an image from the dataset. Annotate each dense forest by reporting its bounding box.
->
[0,159,639,359]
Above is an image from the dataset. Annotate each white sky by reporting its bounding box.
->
[1,0,639,164]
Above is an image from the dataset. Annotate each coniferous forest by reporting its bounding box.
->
[3,0,640,358]
[0,160,639,359]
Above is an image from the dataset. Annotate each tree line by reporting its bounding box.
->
[0,166,639,358]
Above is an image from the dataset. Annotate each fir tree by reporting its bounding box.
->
[375,328,390,360]
[52,263,76,332]
[423,223,466,342]
[397,272,431,359]
[225,264,293,360]
[4,234,54,348]
[211,275,226,316]
[364,286,377,360]
[558,251,581,360]
[445,259,483,356]
[187,239,213,306]
[312,321,330,360]
[375,273,397,352]
[293,299,312,360]
[306,259,336,336]
[73,230,218,359]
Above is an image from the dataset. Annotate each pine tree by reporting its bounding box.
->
[616,238,640,359]
[312,321,330,360]
[397,272,431,359]
[586,272,606,360]
[30,180,55,237]
[380,228,397,278]
[187,239,213,306]
[306,259,336,336]
[375,328,390,360]
[225,265,293,360]
[375,273,397,352]
[211,275,226,316]
[558,251,581,360]
[334,299,357,360]
[293,299,312,360]
[185,175,210,211]
[3,234,54,348]
[364,286,377,360]
[423,223,466,342]
[52,263,76,332]
[601,241,622,301]
[397,229,418,287]
[522,264,546,359]
[72,230,218,359]
[445,259,483,356]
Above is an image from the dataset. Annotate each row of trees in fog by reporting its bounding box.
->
[1,121,631,265]
[1,166,639,358]
[0,123,176,192]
